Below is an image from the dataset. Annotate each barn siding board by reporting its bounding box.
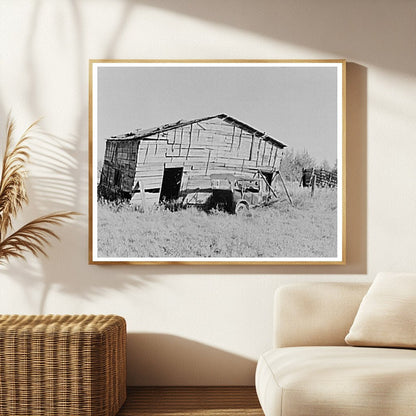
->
[162,162,184,169]
[141,178,163,189]
[186,124,193,159]
[141,192,160,206]
[202,122,235,135]
[144,152,170,160]
[184,157,211,164]
[249,135,255,160]
[137,161,167,169]
[186,148,209,157]
[135,171,164,181]
[260,142,266,165]
[265,143,272,165]
[196,131,216,142]
[267,143,273,165]
[255,138,262,165]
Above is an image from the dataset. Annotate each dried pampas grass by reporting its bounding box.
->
[0,116,78,264]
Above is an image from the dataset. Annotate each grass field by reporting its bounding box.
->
[97,185,338,259]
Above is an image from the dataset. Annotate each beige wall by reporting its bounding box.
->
[0,0,415,385]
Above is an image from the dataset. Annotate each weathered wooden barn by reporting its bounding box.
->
[98,113,287,208]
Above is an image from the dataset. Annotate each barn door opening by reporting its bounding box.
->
[159,167,183,202]
[261,171,273,186]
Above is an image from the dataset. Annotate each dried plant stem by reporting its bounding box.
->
[0,212,79,264]
[0,116,78,264]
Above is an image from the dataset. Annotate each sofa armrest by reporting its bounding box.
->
[274,282,370,348]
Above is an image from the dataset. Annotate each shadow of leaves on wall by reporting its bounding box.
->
[0,1,370,312]
[135,0,414,76]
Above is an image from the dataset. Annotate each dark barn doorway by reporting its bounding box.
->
[159,167,183,202]
[261,171,273,186]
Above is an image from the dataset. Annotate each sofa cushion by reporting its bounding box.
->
[256,346,416,416]
[345,272,416,348]
[274,283,370,348]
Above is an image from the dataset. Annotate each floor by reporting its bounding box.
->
[117,386,264,416]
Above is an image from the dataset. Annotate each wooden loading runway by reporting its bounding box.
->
[117,386,263,416]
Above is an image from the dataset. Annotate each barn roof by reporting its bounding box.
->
[109,114,287,148]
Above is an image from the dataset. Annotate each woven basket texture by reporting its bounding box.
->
[0,314,126,416]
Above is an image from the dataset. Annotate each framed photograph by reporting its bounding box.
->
[89,60,345,265]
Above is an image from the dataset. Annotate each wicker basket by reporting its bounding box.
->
[0,314,126,416]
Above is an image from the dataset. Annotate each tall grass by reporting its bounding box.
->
[97,186,338,258]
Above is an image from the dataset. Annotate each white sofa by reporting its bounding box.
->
[255,282,416,416]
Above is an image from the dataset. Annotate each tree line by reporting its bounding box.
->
[279,148,337,183]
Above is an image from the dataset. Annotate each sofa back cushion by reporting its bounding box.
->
[345,272,416,348]
[274,282,370,348]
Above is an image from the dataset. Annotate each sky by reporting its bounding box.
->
[96,63,339,166]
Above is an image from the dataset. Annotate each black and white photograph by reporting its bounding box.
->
[89,60,345,264]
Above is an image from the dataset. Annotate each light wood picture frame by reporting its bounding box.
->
[89,60,346,265]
